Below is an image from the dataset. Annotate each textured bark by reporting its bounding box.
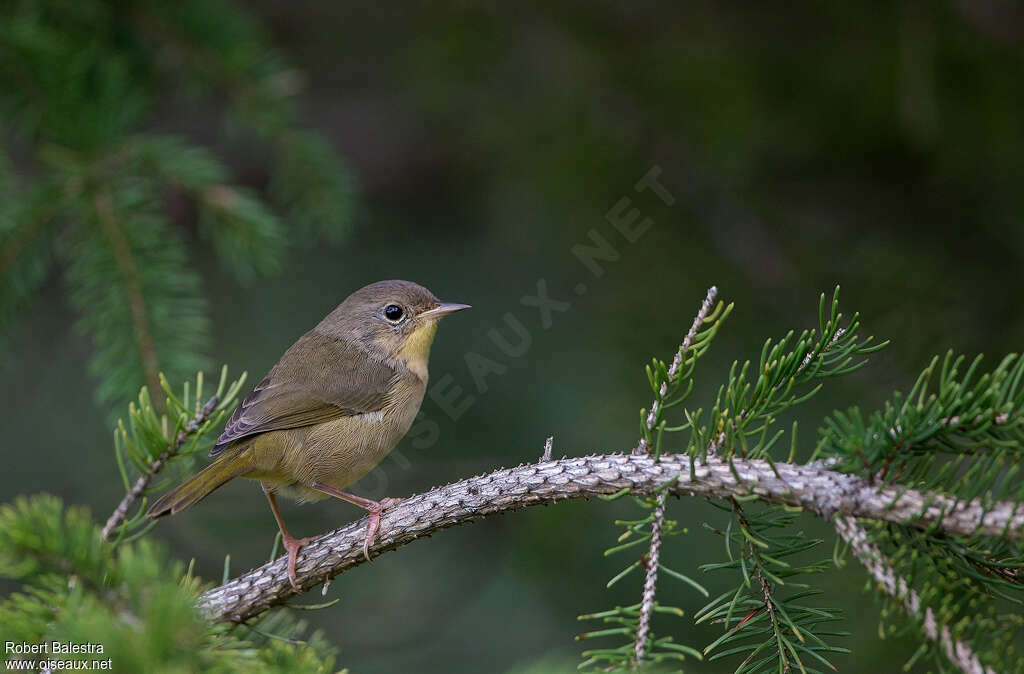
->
[197,452,1024,623]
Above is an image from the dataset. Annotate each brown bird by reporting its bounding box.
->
[147,280,469,587]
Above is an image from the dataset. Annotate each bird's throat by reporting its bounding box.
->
[397,320,439,381]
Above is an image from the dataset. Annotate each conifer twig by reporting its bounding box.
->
[833,514,996,674]
[729,498,794,672]
[197,452,1024,624]
[101,394,219,540]
[633,286,717,665]
[93,188,162,402]
[707,326,847,458]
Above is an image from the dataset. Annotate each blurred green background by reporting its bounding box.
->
[2,2,1023,672]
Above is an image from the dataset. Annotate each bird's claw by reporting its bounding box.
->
[282,534,315,590]
[362,497,402,563]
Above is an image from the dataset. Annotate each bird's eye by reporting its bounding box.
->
[383,304,404,322]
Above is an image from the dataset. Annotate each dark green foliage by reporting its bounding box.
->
[269,131,356,247]
[108,367,246,542]
[0,494,110,586]
[819,352,1024,672]
[670,290,884,672]
[820,351,1024,499]
[60,178,211,407]
[581,290,877,672]
[697,502,847,673]
[0,494,342,673]
[580,288,1024,672]
[0,0,354,410]
[687,288,886,463]
[858,522,1022,673]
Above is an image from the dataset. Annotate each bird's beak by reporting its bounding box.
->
[419,302,471,319]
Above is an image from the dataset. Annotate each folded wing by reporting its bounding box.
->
[211,331,396,456]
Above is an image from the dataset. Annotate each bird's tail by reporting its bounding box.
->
[146,451,251,519]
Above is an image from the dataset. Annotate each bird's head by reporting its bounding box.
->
[320,279,470,379]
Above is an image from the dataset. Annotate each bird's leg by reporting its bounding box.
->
[263,484,314,590]
[310,482,401,563]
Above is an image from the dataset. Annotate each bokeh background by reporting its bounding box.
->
[3,2,1023,672]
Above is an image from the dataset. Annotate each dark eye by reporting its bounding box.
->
[384,304,404,322]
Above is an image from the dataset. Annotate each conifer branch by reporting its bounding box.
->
[833,514,996,674]
[101,394,220,541]
[633,286,718,457]
[93,187,162,400]
[197,453,1024,624]
[1,1,354,411]
[633,286,717,665]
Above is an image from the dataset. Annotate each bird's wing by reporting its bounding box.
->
[210,332,396,456]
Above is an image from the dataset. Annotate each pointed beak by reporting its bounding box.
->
[419,302,472,319]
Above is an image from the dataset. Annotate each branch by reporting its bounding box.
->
[833,514,995,674]
[633,285,717,664]
[101,394,219,540]
[197,452,1024,623]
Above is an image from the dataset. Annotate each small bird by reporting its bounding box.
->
[148,280,469,588]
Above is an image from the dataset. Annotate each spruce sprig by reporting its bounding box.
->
[689,287,886,463]
[0,494,340,673]
[819,350,1024,672]
[102,366,247,542]
[580,288,883,672]
[0,0,355,410]
[819,351,1024,499]
[697,501,848,673]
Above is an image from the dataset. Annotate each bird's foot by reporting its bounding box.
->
[282,533,316,590]
[362,497,402,563]
[308,482,402,564]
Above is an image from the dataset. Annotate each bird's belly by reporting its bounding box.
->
[306,409,409,487]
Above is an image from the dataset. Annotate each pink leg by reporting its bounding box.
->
[263,485,314,590]
[311,482,401,562]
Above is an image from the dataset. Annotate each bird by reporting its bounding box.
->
[147,279,470,588]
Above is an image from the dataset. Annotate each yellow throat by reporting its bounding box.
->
[397,319,439,381]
